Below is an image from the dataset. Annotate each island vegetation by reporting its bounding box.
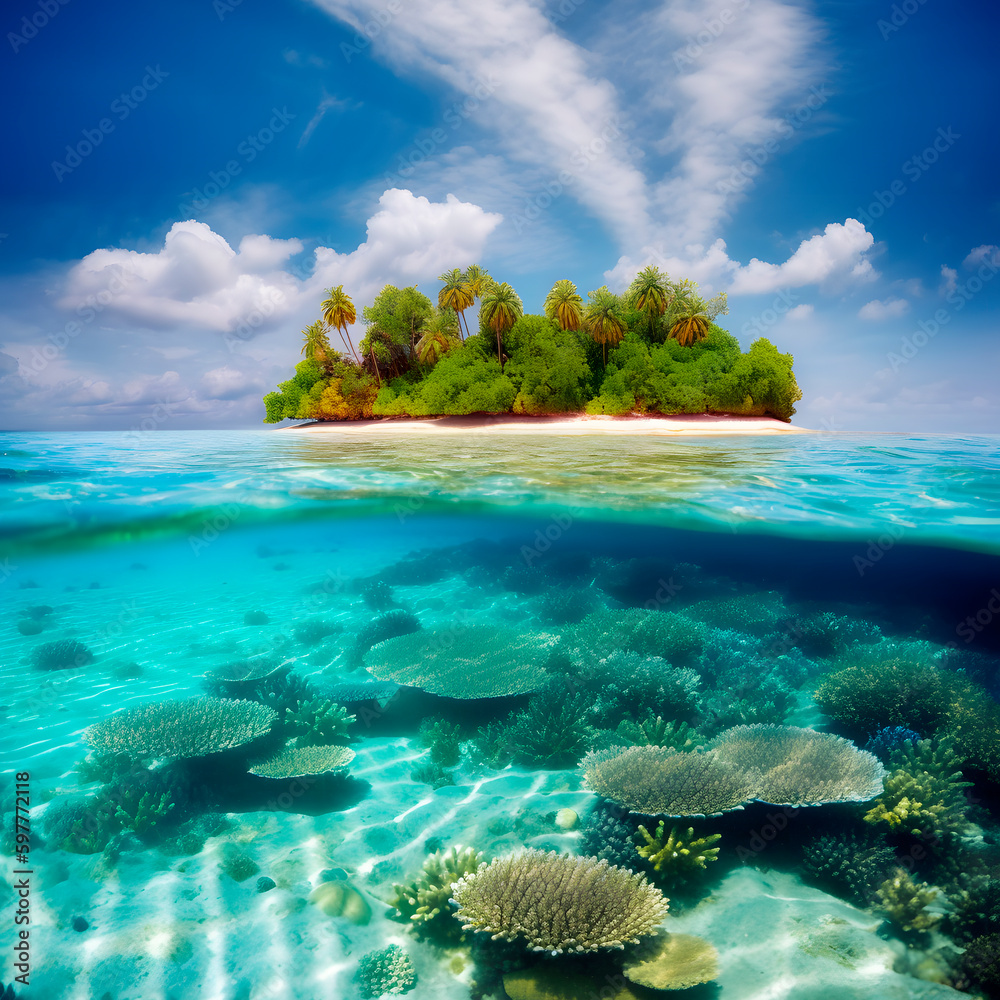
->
[263,267,802,423]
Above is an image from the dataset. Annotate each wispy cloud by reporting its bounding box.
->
[298,90,351,148]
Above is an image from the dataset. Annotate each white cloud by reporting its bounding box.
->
[786,304,814,320]
[964,245,1000,270]
[939,265,958,295]
[858,297,909,321]
[310,0,651,246]
[606,219,877,296]
[201,366,264,400]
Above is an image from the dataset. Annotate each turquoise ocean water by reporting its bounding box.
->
[2,429,1000,1000]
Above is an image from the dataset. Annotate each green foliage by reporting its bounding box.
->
[504,314,591,413]
[418,718,462,767]
[863,738,971,840]
[262,358,325,422]
[390,845,486,942]
[709,337,802,420]
[635,822,721,881]
[285,698,356,747]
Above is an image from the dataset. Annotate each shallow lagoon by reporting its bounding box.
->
[2,430,1000,1000]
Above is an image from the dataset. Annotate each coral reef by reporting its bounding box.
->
[417,718,462,768]
[864,726,920,762]
[466,719,516,770]
[293,618,341,646]
[364,625,554,698]
[874,868,943,936]
[579,801,647,873]
[709,724,886,807]
[532,586,599,625]
[349,609,421,666]
[354,944,416,998]
[31,638,93,671]
[502,969,642,1000]
[863,738,971,840]
[390,845,485,941]
[960,934,1000,995]
[623,932,720,990]
[582,745,754,817]
[946,876,1000,945]
[309,881,371,923]
[409,759,455,789]
[801,831,897,906]
[686,592,788,638]
[451,849,669,954]
[220,842,260,882]
[508,685,597,768]
[568,607,707,669]
[614,715,699,751]
[84,697,277,759]
[284,698,355,747]
[635,822,721,880]
[247,743,354,778]
[358,578,396,612]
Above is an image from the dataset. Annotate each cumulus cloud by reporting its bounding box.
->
[964,245,1000,270]
[786,304,814,320]
[858,297,909,321]
[939,265,958,295]
[606,219,877,297]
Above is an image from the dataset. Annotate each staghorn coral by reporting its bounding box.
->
[709,724,885,807]
[615,714,698,750]
[801,831,897,906]
[451,849,669,954]
[284,697,355,747]
[623,932,720,990]
[84,697,277,760]
[863,738,971,840]
[247,744,354,778]
[635,822,721,880]
[582,745,754,817]
[390,845,485,941]
[32,638,93,671]
[349,609,421,667]
[874,868,943,936]
[354,944,416,998]
[364,625,554,698]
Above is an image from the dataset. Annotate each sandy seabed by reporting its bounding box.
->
[282,413,810,436]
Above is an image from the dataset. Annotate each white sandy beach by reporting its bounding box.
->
[283,413,810,436]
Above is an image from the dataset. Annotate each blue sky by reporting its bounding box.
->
[1,0,997,430]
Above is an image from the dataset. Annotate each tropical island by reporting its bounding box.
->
[263,267,803,425]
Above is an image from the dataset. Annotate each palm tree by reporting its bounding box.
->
[543,279,584,331]
[668,305,712,346]
[584,286,627,365]
[300,320,333,372]
[463,264,493,336]
[479,281,523,372]
[437,268,474,341]
[416,327,460,366]
[320,286,359,364]
[627,265,671,340]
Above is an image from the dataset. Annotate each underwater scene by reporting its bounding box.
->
[3,429,1000,1000]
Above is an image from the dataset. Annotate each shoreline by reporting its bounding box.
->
[280,412,812,436]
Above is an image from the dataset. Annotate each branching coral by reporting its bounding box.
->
[864,726,920,762]
[418,718,462,767]
[451,849,669,954]
[802,831,897,906]
[580,802,648,873]
[946,877,1000,945]
[508,686,596,768]
[863,738,971,840]
[582,746,754,817]
[616,715,699,750]
[467,719,516,770]
[685,592,788,638]
[709,724,885,807]
[961,933,1000,994]
[635,822,721,880]
[354,945,417,998]
[874,868,943,936]
[390,846,485,941]
[84,697,277,759]
[284,698,355,747]
[567,607,707,669]
[364,625,554,698]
